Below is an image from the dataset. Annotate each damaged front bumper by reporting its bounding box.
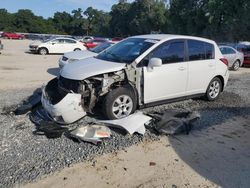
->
[41,79,86,124]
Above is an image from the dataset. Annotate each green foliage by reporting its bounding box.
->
[1,0,250,41]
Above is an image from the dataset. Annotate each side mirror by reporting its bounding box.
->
[147,58,162,72]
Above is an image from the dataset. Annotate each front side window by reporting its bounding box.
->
[97,38,157,63]
[150,40,185,64]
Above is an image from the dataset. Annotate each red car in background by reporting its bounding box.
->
[111,37,123,42]
[1,32,25,40]
[84,38,108,49]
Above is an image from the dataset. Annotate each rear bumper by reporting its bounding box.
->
[41,81,86,124]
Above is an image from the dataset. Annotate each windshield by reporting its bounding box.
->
[89,42,113,53]
[96,38,158,63]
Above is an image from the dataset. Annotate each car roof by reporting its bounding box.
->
[219,45,236,50]
[129,34,215,43]
[52,37,77,40]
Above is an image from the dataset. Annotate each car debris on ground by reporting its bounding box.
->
[99,112,152,135]
[69,124,111,145]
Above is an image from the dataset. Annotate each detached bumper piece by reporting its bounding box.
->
[69,124,111,145]
[41,78,86,124]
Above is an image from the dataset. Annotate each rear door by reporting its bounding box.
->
[186,40,215,95]
[143,39,188,103]
[48,39,64,53]
[62,39,78,53]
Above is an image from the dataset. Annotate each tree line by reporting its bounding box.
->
[1,0,250,42]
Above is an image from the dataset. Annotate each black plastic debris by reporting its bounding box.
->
[30,107,69,139]
[148,110,200,135]
[14,88,42,115]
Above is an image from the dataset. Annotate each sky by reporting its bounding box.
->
[0,0,133,18]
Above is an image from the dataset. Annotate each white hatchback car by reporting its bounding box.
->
[29,37,86,55]
[42,34,229,124]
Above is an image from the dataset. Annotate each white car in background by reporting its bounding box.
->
[29,37,87,55]
[42,34,229,124]
[219,45,244,71]
[59,42,115,68]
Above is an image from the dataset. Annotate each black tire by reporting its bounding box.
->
[232,60,240,71]
[205,77,222,101]
[102,86,137,120]
[38,48,48,55]
[74,48,81,51]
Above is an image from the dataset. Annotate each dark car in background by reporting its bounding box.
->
[0,40,3,52]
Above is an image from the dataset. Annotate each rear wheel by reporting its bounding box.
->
[102,87,137,120]
[205,77,222,101]
[232,60,240,71]
[39,48,48,55]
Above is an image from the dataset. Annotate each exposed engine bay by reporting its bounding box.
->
[42,67,138,124]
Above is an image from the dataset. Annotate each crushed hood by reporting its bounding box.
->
[64,50,97,60]
[60,57,126,80]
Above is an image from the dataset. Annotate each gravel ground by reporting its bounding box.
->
[0,71,250,188]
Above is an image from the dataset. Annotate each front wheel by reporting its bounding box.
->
[205,77,222,101]
[102,87,137,120]
[74,48,81,51]
[38,48,48,55]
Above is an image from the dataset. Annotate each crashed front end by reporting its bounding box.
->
[41,70,127,124]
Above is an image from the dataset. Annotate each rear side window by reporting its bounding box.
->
[226,48,236,54]
[188,40,214,61]
[151,40,185,64]
[205,43,215,59]
[64,39,76,44]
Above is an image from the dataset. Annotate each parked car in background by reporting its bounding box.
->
[0,40,3,53]
[84,38,108,49]
[79,36,94,43]
[29,37,87,55]
[219,45,244,70]
[1,32,25,40]
[42,34,229,124]
[111,37,123,42]
[236,42,250,67]
[59,41,116,68]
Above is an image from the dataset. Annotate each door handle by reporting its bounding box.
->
[178,67,186,71]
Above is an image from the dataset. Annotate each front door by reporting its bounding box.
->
[142,40,188,104]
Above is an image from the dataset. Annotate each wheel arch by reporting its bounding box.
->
[214,75,224,92]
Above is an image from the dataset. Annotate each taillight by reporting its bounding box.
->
[220,58,228,66]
